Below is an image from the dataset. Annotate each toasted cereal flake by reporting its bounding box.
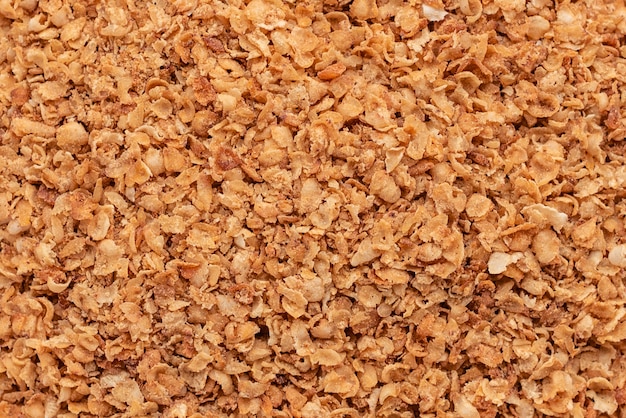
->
[369,170,401,203]
[376,268,410,285]
[351,239,382,266]
[322,366,360,397]
[423,4,448,21]
[488,252,524,274]
[521,204,568,232]
[452,394,480,418]
[311,349,344,366]
[608,244,626,268]
[526,15,551,40]
[350,0,379,20]
[465,194,493,219]
[11,118,56,137]
[87,209,111,241]
[299,178,323,213]
[532,229,560,264]
[571,217,599,249]
[246,0,286,30]
[318,62,346,81]
[111,378,145,405]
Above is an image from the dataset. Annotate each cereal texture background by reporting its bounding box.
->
[1,0,626,416]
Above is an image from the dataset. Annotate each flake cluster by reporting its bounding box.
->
[1,0,626,417]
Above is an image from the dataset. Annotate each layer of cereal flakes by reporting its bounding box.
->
[1,0,626,417]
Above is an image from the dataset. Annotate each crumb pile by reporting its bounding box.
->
[1,0,626,417]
